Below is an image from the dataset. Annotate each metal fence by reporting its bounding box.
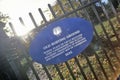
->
[1,0,120,80]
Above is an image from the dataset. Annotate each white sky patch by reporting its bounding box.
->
[0,0,56,36]
[101,0,108,4]
[0,0,56,17]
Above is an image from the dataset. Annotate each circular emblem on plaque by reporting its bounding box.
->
[53,26,62,36]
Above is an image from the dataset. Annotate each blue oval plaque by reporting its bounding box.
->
[29,18,93,65]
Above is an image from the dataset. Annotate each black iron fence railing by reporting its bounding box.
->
[0,0,120,80]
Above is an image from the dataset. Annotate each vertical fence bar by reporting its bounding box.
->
[78,1,109,79]
[90,4,117,75]
[108,0,120,23]
[49,0,76,80]
[48,1,103,80]
[89,44,109,80]
[78,1,117,78]
[74,57,88,80]
[78,0,100,39]
[48,4,57,18]
[92,3,120,63]
[9,22,41,80]
[19,17,25,25]
[70,0,106,79]
[38,8,47,23]
[54,65,64,80]
[29,10,52,80]
[17,18,41,80]
[78,0,91,20]
[100,2,120,66]
[79,0,114,80]
[102,48,117,74]
[68,0,79,17]
[9,23,17,36]
[6,33,29,80]
[29,13,38,28]
[54,1,66,15]
[48,2,77,79]
[80,3,111,79]
[65,62,76,80]
[42,65,53,80]
[50,0,86,79]
[30,38,53,80]
[70,0,97,79]
[38,7,65,80]
[83,51,99,80]
[49,3,76,79]
[19,17,53,80]
[49,2,76,79]
[57,0,66,14]
[94,52,108,80]
[101,2,120,47]
[79,0,119,78]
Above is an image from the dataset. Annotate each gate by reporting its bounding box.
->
[1,0,120,80]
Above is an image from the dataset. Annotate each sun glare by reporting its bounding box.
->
[0,0,56,36]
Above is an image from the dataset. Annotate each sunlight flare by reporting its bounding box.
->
[0,0,56,36]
